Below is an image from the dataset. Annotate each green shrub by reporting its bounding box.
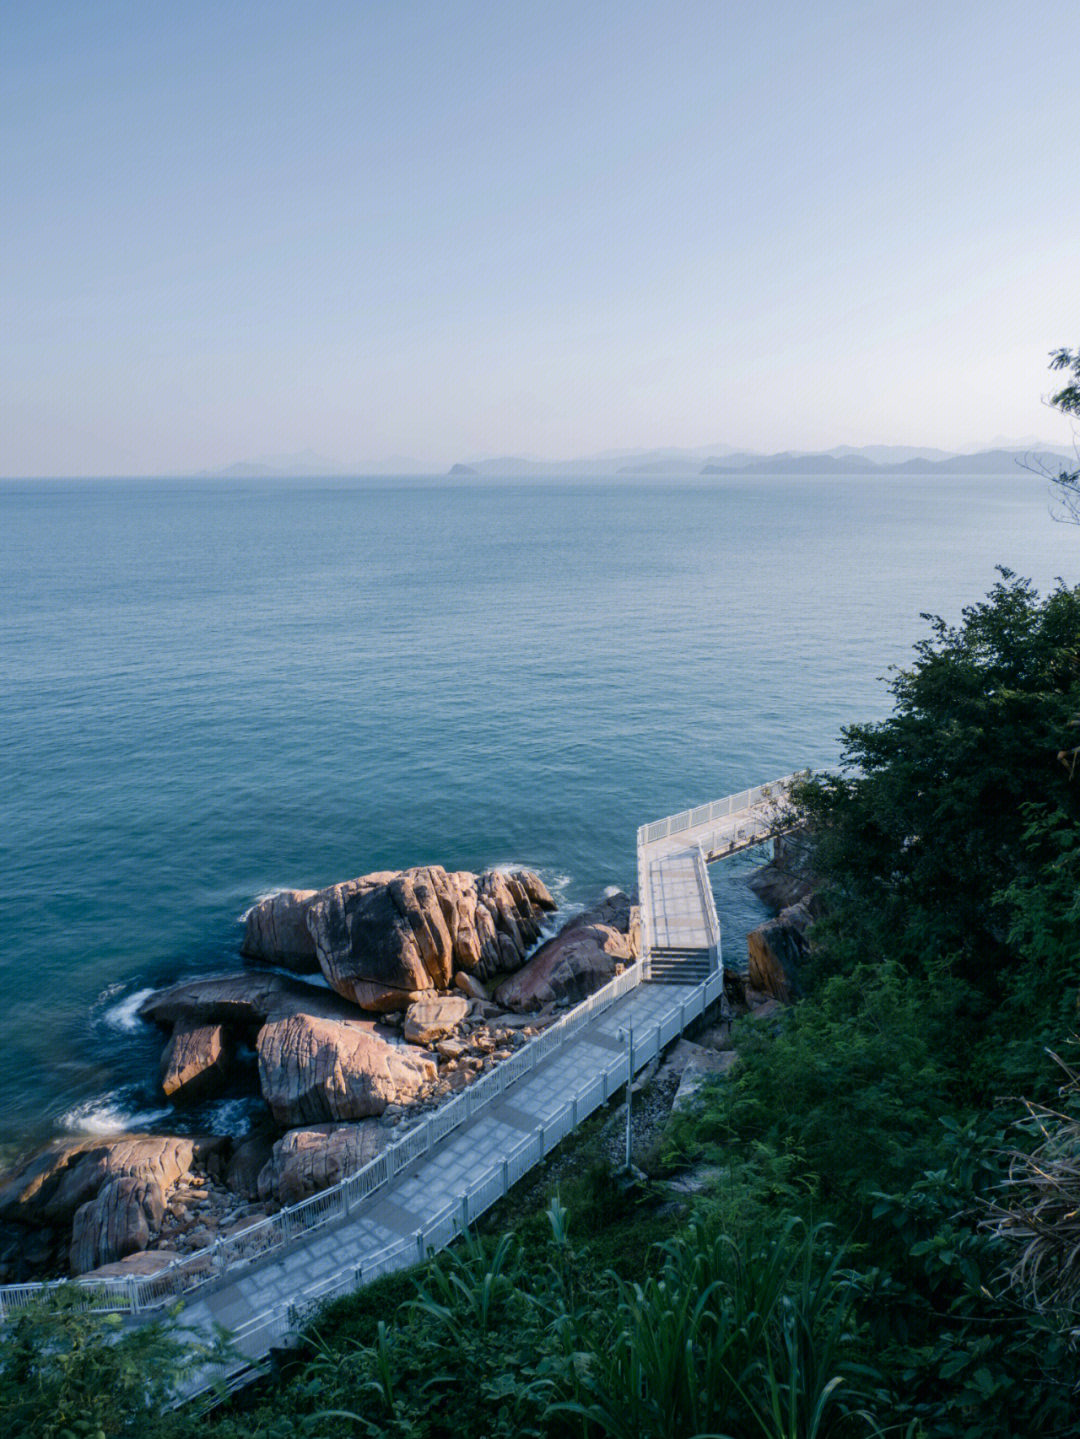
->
[0,1286,229,1439]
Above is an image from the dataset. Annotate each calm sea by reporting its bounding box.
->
[1,472,1075,1155]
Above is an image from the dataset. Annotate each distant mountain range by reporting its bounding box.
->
[203,442,1074,480]
[204,449,429,478]
[696,448,1075,477]
[460,444,1074,478]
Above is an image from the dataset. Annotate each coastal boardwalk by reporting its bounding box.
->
[179,971,720,1377]
[0,776,799,1395]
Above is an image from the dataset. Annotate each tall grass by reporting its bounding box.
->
[301,1203,883,1439]
[554,1216,879,1439]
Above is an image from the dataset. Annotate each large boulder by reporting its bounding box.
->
[0,1133,227,1278]
[160,1022,232,1103]
[69,1175,166,1276]
[257,1122,391,1204]
[306,866,555,1011]
[257,1013,437,1125]
[746,897,819,1002]
[494,892,639,1012]
[0,1133,225,1228]
[242,888,320,971]
[138,972,361,1036]
[225,1132,278,1200]
[747,830,817,912]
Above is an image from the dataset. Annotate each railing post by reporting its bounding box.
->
[416,1230,425,1262]
[501,1158,509,1194]
[460,1192,469,1230]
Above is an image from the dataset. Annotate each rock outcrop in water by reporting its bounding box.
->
[746,895,822,1002]
[241,888,320,972]
[138,971,361,1032]
[243,865,556,1011]
[746,830,821,1002]
[160,1021,233,1102]
[0,859,659,1280]
[493,891,639,1011]
[746,830,816,912]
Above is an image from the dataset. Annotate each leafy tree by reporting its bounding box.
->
[1027,346,1080,522]
[795,572,1080,1000]
[1046,346,1080,522]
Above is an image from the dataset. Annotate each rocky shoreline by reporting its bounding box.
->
[0,837,812,1290]
[0,865,641,1285]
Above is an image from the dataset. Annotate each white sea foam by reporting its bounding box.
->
[541,871,574,904]
[238,883,309,922]
[59,1091,172,1136]
[198,1096,264,1136]
[101,987,156,1033]
[492,863,574,901]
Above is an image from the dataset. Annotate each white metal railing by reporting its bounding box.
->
[637,841,653,980]
[692,845,723,967]
[184,964,726,1397]
[636,772,807,850]
[0,957,648,1322]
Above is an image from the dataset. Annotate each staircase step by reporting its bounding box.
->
[646,944,715,985]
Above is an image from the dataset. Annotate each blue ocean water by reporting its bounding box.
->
[1,472,1075,1154]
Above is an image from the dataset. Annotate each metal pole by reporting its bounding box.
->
[624,1024,634,1170]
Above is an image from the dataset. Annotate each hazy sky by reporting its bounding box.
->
[3,1,1078,474]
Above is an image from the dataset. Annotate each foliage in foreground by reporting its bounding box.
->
[658,572,1080,1434]
[0,1287,231,1439]
[987,1051,1080,1324]
[1045,345,1080,523]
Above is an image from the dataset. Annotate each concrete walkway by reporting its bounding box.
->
[178,967,722,1384]
[637,775,801,975]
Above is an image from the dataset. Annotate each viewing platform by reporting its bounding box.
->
[637,774,803,983]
